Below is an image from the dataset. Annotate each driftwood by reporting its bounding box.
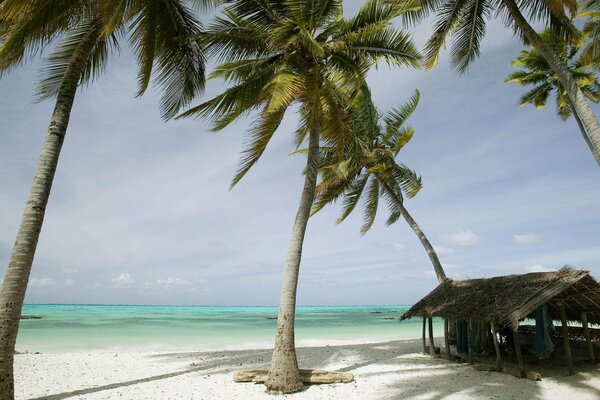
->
[473,364,541,381]
[19,315,43,319]
[233,369,354,384]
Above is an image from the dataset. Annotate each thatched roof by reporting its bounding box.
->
[401,267,600,328]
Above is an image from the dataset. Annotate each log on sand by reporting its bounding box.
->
[473,364,541,381]
[233,369,354,384]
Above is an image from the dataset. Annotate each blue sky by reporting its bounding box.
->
[1,3,599,306]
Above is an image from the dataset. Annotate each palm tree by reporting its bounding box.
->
[179,0,420,392]
[0,1,208,398]
[311,85,447,283]
[505,29,600,165]
[415,0,600,165]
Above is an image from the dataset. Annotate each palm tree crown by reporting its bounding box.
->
[506,30,600,121]
[181,0,421,185]
[311,85,448,283]
[0,0,207,118]
[312,85,422,233]
[416,0,579,72]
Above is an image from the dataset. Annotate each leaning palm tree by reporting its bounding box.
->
[413,0,600,165]
[505,29,600,165]
[311,85,447,283]
[179,0,420,392]
[0,1,208,398]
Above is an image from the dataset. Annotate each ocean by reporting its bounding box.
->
[18,304,443,353]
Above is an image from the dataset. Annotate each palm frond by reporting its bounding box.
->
[423,0,470,69]
[231,106,286,187]
[360,176,380,234]
[450,0,491,73]
[335,173,369,224]
[383,88,419,141]
[36,18,117,101]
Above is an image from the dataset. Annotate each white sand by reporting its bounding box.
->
[15,338,600,399]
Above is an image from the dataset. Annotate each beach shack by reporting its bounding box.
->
[401,267,600,378]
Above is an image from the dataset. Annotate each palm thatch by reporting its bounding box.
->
[401,267,600,328]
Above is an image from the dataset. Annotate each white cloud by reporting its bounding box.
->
[433,245,455,256]
[29,277,56,288]
[525,264,551,273]
[444,231,480,246]
[513,234,541,245]
[392,242,405,251]
[111,272,134,288]
[64,278,74,286]
[144,277,191,289]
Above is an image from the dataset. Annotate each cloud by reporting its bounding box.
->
[444,231,480,246]
[392,242,405,251]
[433,245,455,256]
[513,234,541,245]
[111,272,134,288]
[525,264,551,273]
[64,278,74,286]
[144,277,192,289]
[29,277,56,288]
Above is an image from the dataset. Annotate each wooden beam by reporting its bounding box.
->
[467,318,473,364]
[513,323,525,378]
[428,317,436,356]
[444,319,451,359]
[581,312,595,364]
[422,317,427,355]
[559,302,575,375]
[491,322,503,371]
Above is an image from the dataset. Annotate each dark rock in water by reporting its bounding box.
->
[20,315,43,319]
[371,311,383,314]
[265,317,277,320]
[383,317,395,320]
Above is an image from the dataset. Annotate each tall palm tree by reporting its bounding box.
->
[312,85,447,283]
[0,1,208,398]
[505,29,600,165]
[415,0,600,166]
[179,0,420,392]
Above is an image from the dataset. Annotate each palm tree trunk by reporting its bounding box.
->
[569,101,600,167]
[502,0,600,166]
[0,22,100,400]
[378,177,447,283]
[265,126,320,394]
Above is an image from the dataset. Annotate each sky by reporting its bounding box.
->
[1,2,599,306]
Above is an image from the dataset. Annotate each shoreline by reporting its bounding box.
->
[16,338,600,400]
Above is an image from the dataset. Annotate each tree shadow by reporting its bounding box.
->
[22,338,600,400]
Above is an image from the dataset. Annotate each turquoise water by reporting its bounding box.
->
[18,304,443,353]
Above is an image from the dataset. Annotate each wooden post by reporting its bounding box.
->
[581,312,596,364]
[444,319,451,359]
[491,322,503,371]
[559,303,575,375]
[428,317,436,356]
[467,318,473,364]
[513,323,525,378]
[422,317,427,355]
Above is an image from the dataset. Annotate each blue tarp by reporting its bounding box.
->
[535,304,555,359]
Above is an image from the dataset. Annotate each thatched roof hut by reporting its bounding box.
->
[401,267,600,329]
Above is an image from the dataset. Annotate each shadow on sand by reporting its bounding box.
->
[27,338,600,400]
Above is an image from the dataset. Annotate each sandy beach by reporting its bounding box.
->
[15,338,600,400]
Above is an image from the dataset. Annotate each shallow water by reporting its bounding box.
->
[18,304,443,352]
